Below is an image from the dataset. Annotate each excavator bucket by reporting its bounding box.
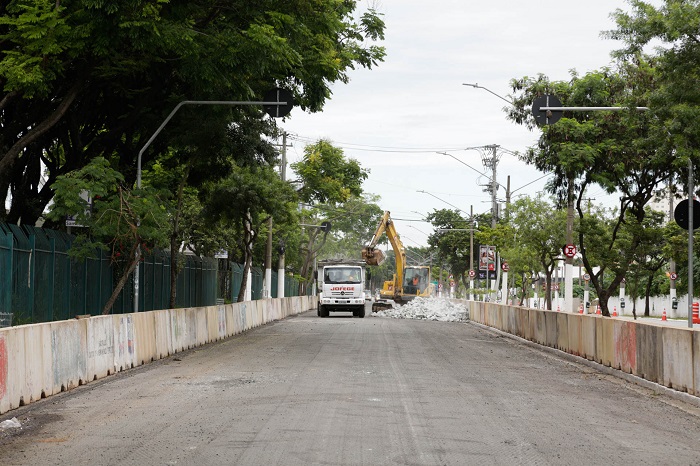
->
[362,247,386,266]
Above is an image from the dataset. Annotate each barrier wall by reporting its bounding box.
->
[0,296,313,414]
[468,301,700,398]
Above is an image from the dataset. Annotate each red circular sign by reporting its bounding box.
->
[670,272,678,281]
[468,270,476,278]
[564,244,577,258]
[583,273,590,281]
[501,262,509,272]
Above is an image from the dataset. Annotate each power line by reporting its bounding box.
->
[287,134,485,154]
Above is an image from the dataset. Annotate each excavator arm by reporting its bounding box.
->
[362,211,406,298]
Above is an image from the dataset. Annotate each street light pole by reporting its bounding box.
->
[134,97,291,312]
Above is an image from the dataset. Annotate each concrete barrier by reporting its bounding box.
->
[544,311,558,348]
[580,316,596,360]
[469,301,700,400]
[567,314,581,357]
[662,326,694,393]
[133,311,157,366]
[613,320,636,374]
[595,317,614,367]
[636,323,663,384]
[0,296,313,415]
[556,313,569,351]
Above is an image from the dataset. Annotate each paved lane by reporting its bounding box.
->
[1,308,699,465]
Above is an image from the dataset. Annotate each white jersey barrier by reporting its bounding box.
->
[468,301,700,399]
[0,296,313,414]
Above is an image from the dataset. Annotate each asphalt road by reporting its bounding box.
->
[2,305,700,465]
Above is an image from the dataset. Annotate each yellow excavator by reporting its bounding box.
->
[362,211,433,312]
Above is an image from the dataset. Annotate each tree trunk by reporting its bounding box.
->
[519,274,529,306]
[236,212,255,303]
[545,272,553,310]
[299,231,318,296]
[0,81,82,178]
[102,245,140,314]
[644,274,654,317]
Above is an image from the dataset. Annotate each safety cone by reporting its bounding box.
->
[557,304,560,312]
[693,302,700,324]
[662,309,667,321]
[578,304,583,314]
[612,306,617,317]
[596,304,601,315]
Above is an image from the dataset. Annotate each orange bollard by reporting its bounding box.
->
[693,302,700,324]
[612,306,617,317]
[578,304,583,314]
[596,304,601,315]
[662,309,667,321]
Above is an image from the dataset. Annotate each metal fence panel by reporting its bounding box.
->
[0,223,296,324]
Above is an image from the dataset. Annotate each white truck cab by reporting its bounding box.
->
[317,260,366,318]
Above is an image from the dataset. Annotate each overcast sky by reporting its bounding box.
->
[282,0,633,249]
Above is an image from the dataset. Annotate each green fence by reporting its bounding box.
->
[226,263,302,302]
[0,223,301,326]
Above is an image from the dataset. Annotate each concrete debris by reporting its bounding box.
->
[0,417,22,429]
[373,297,469,322]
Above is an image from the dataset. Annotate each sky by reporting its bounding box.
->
[281,0,634,249]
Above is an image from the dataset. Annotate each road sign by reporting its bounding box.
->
[583,273,590,281]
[563,244,577,258]
[532,94,563,126]
[501,262,509,272]
[263,88,294,118]
[670,272,678,281]
[468,270,476,278]
[674,199,700,230]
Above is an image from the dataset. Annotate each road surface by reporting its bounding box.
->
[1,306,700,465]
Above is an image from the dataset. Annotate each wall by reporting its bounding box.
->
[468,301,700,397]
[0,296,313,415]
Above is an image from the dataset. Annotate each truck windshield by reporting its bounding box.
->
[324,267,362,284]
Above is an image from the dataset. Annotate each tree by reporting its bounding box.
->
[0,1,386,226]
[315,194,384,260]
[202,163,297,303]
[488,197,568,310]
[426,209,474,294]
[507,60,675,315]
[47,157,169,314]
[291,139,370,291]
[146,113,282,308]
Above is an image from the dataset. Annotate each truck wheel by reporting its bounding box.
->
[357,306,365,318]
[320,305,329,317]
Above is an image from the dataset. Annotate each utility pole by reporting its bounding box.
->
[479,144,501,300]
[564,175,574,313]
[668,176,677,316]
[470,205,474,301]
[277,132,288,299]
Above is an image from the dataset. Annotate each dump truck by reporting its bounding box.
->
[316,259,367,318]
[362,211,433,312]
